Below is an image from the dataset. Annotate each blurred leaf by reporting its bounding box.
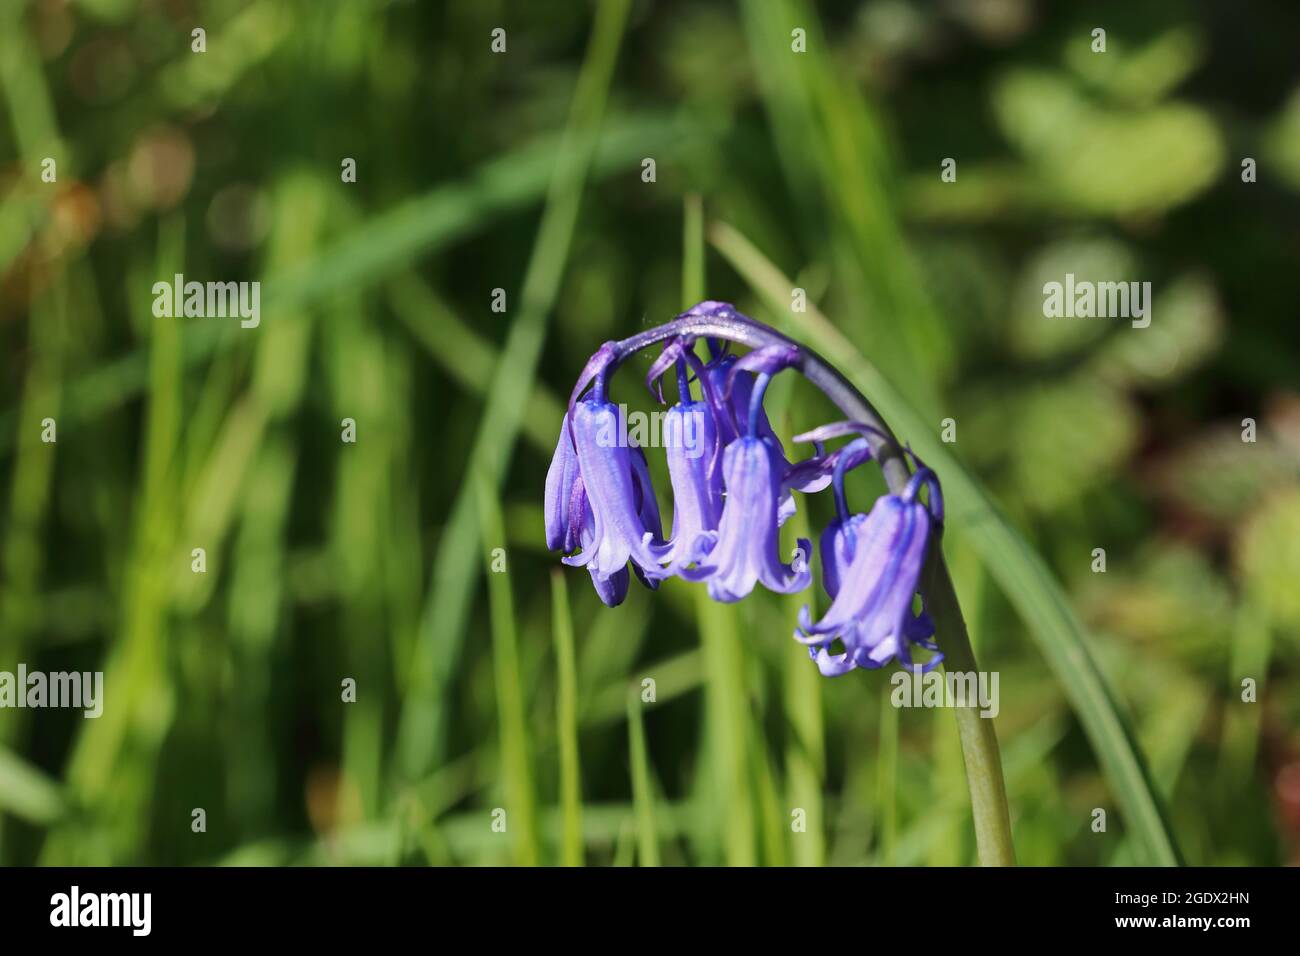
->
[994,68,1224,217]
[1009,380,1138,511]
[1083,542,1235,667]
[1007,237,1136,359]
[1064,25,1204,107]
[695,585,758,866]
[1236,485,1300,632]
[1264,87,1300,194]
[476,477,539,865]
[1091,274,1223,386]
[902,163,1034,223]
[964,375,1139,513]
[1148,426,1296,523]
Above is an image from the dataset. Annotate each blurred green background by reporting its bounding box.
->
[1,0,1298,866]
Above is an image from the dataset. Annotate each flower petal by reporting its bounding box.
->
[661,403,723,567]
[564,400,671,581]
[589,565,630,606]
[689,436,811,601]
[793,492,934,672]
[818,513,869,600]
[544,416,581,552]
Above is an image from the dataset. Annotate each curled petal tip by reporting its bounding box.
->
[645,338,685,404]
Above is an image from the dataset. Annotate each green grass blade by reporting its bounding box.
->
[738,0,949,417]
[551,570,584,866]
[711,219,1182,866]
[695,588,757,865]
[0,108,692,459]
[682,193,705,305]
[0,748,65,826]
[777,480,825,866]
[395,0,632,779]
[475,477,539,866]
[875,692,899,865]
[387,275,564,455]
[626,689,659,867]
[748,708,789,867]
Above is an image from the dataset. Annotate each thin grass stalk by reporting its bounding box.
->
[627,689,660,867]
[550,570,584,866]
[475,477,540,865]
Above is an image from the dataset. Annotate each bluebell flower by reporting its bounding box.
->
[682,433,812,601]
[799,430,884,600]
[664,341,819,601]
[546,339,621,554]
[660,402,722,569]
[794,439,943,675]
[668,350,803,589]
[544,394,670,607]
[559,399,671,589]
[545,416,631,605]
[652,339,824,522]
[549,314,945,679]
[644,338,726,569]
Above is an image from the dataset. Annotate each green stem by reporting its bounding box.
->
[925,559,1015,866]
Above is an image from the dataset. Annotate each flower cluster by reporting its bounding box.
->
[544,302,944,676]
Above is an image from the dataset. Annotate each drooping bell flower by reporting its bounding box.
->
[546,340,621,553]
[818,513,863,602]
[798,429,880,601]
[545,341,671,605]
[653,339,828,518]
[560,398,672,587]
[680,345,812,602]
[545,416,635,606]
[681,434,812,601]
[660,403,721,569]
[794,437,943,675]
[644,339,725,569]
